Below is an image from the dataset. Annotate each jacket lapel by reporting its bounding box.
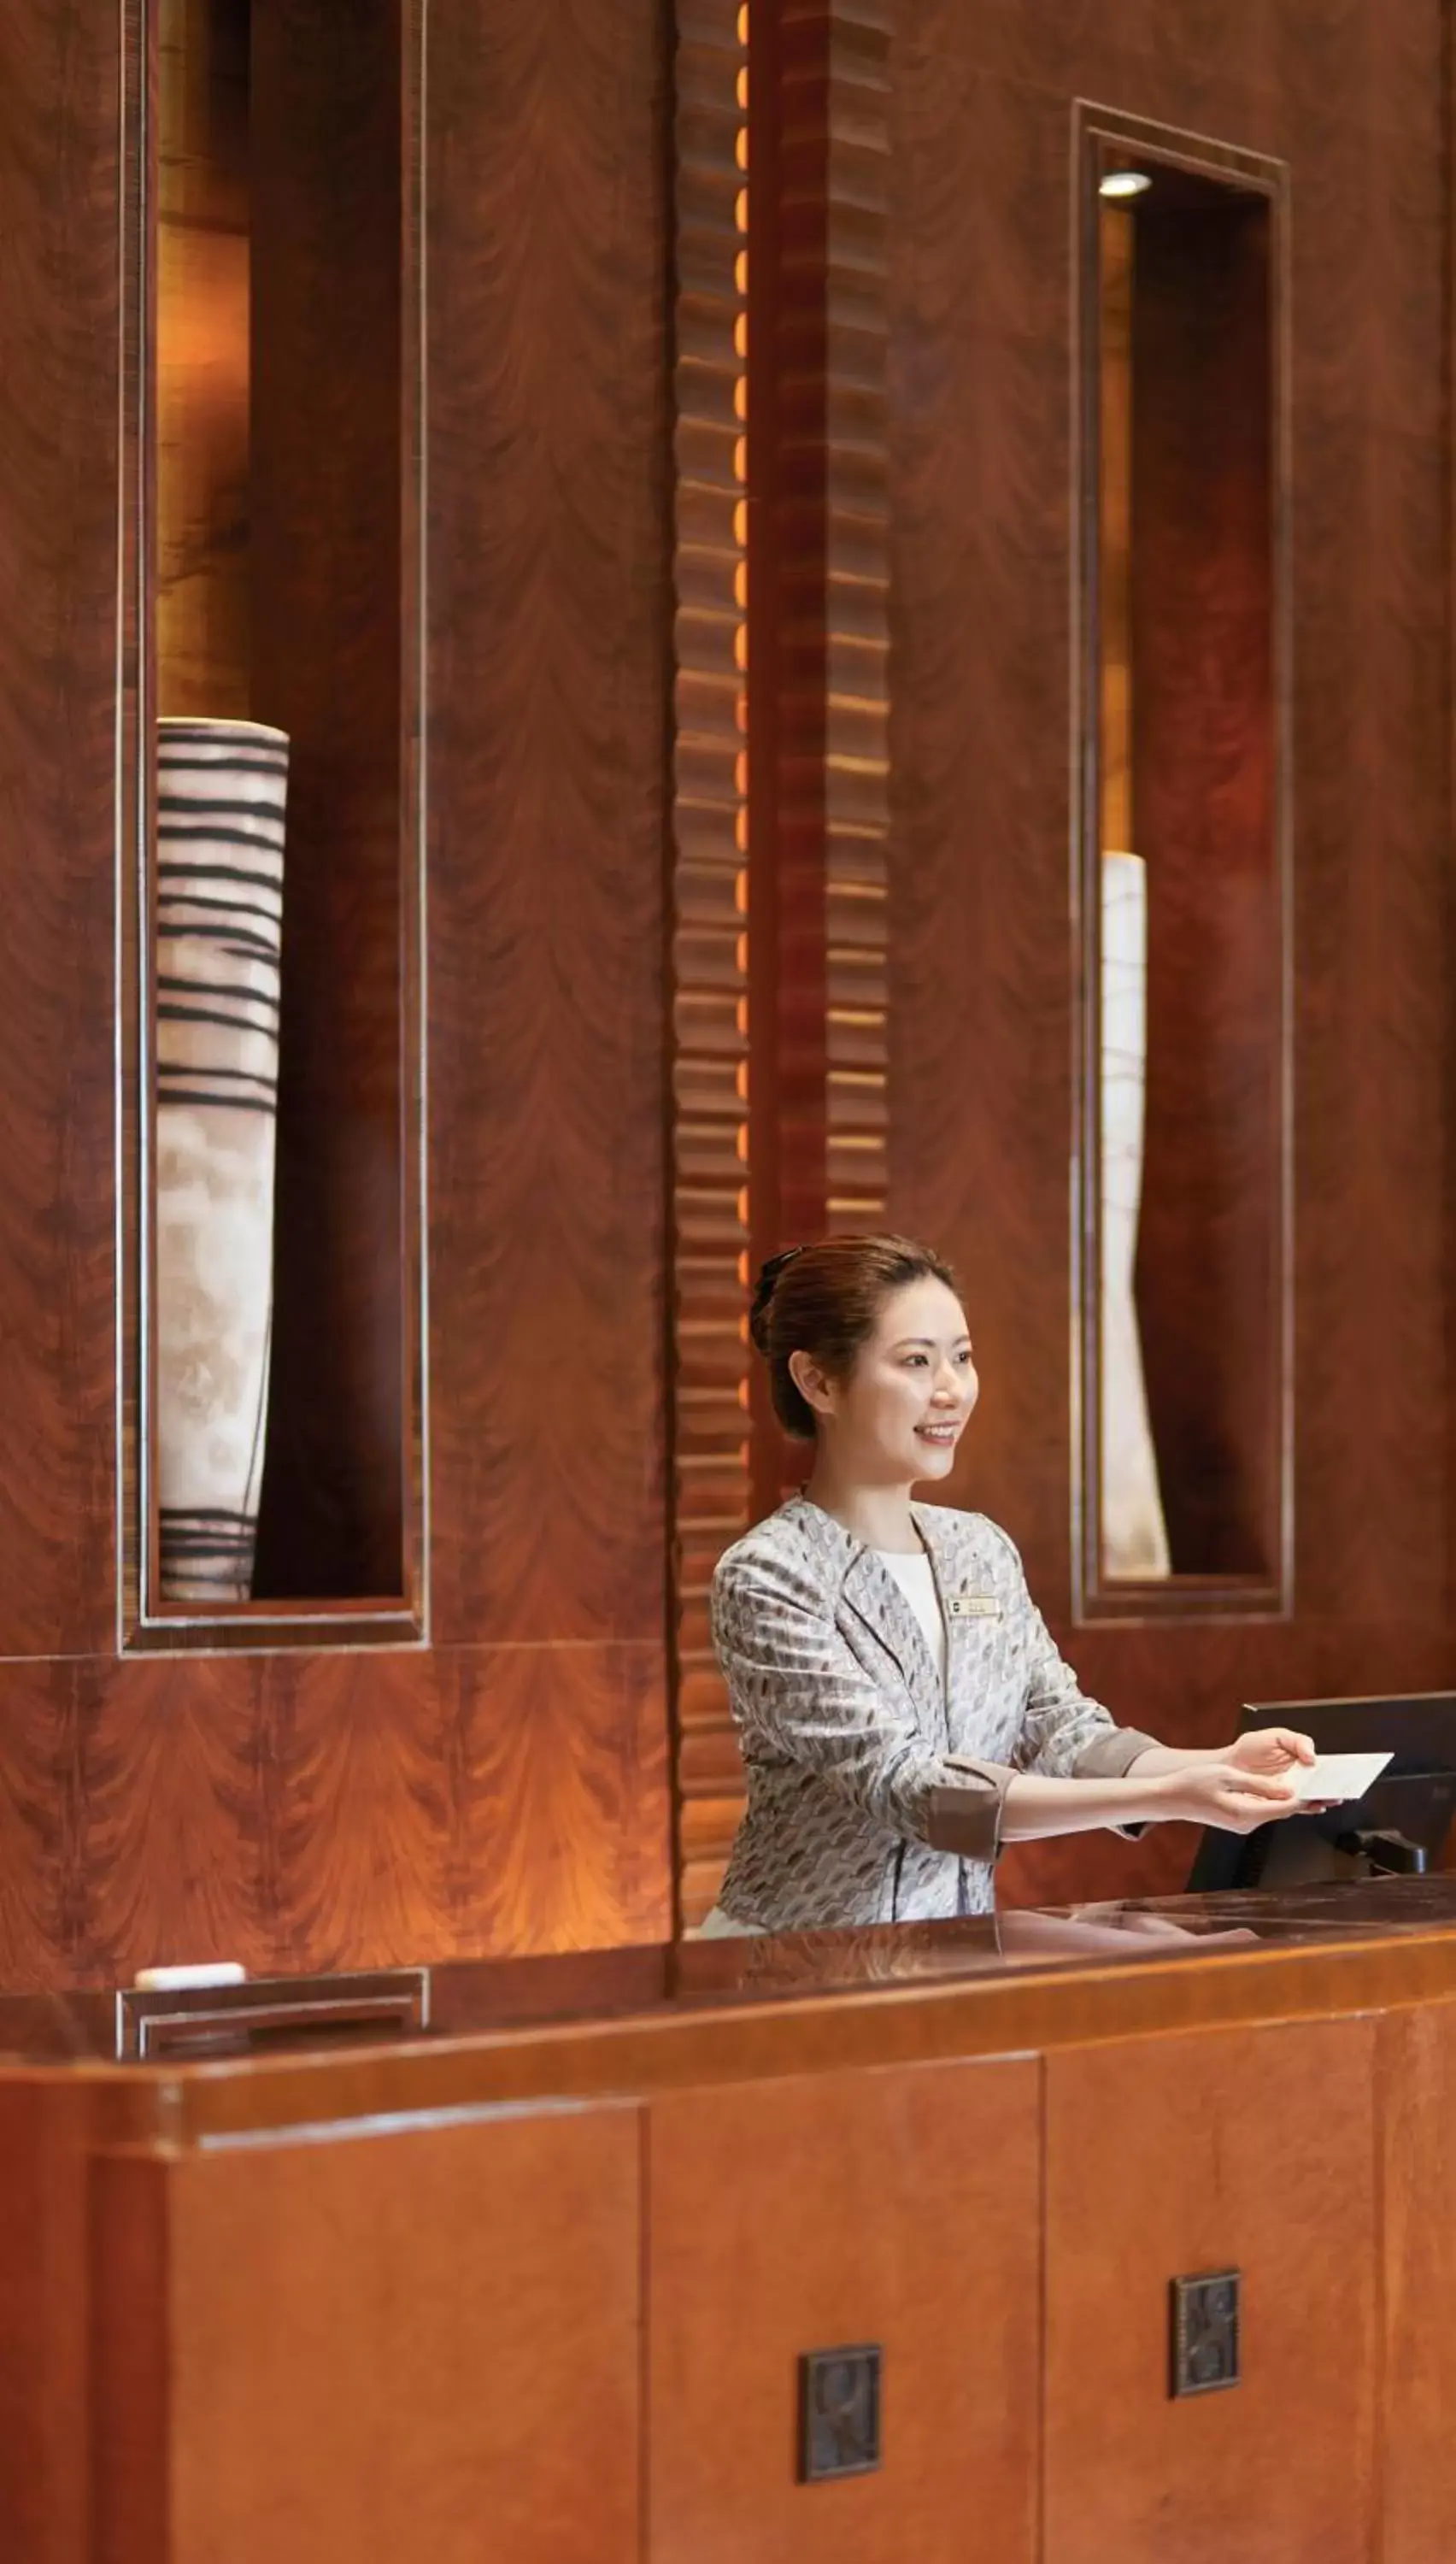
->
[780,1496,949,1733]
[840,1545,949,1746]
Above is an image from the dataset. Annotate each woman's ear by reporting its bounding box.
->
[788,1347,837,1419]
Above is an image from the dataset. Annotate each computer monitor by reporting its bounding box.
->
[1186,1692,1456,1894]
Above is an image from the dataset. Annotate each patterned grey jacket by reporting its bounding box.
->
[711,1496,1156,1929]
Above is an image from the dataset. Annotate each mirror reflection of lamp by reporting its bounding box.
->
[1100,852,1171,1579]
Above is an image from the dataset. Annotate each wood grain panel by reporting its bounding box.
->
[426,0,671,1648]
[1379,1997,1456,2562]
[649,2055,1040,2561]
[0,2082,97,2564]
[0,1661,87,1982]
[887,0,1451,1898]
[888,23,1076,1585]
[91,2102,643,2564]
[0,0,120,1655]
[449,1642,671,1954]
[0,1643,668,1990]
[1046,2016,1377,2564]
[247,0,412,1602]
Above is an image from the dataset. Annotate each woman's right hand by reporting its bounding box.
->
[1148,1763,1301,1834]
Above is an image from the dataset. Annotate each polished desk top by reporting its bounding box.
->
[8,1876,1456,2097]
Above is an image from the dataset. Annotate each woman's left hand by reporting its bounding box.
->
[1221,1726,1316,1777]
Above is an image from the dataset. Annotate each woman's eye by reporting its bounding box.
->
[957,1349,973,1366]
[903,1354,928,1368]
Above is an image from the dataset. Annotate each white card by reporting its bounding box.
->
[1289,1750,1392,1803]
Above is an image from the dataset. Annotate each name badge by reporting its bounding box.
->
[948,1595,1001,1620]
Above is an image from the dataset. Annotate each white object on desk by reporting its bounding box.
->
[132,1961,248,1992]
[1289,1751,1393,1804]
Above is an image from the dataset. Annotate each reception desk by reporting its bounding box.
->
[7,1877,1456,2561]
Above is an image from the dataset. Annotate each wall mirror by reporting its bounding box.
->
[1075,107,1290,1620]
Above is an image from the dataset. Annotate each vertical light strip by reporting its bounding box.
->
[779,2,890,1231]
[820,8,889,1227]
[671,0,752,1923]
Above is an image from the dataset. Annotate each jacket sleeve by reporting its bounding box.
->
[711,1547,1011,1862]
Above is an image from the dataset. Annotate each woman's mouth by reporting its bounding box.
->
[915,1420,960,1447]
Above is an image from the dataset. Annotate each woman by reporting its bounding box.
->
[702,1235,1314,1935]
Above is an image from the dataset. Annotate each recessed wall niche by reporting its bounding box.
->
[1074,107,1290,1621]
[131,0,425,1644]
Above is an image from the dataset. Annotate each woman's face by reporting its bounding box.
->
[792,1275,979,1487]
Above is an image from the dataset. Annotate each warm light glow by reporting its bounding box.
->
[734,188,749,233]
[737,66,749,109]
[733,377,748,421]
[735,933,749,975]
[734,626,749,671]
[735,128,749,171]
[734,869,749,915]
[734,752,749,795]
[733,436,747,482]
[735,251,748,296]
[733,561,748,609]
[735,1056,749,1094]
[1100,169,1152,200]
[733,313,748,359]
[733,499,748,545]
[737,3,749,40]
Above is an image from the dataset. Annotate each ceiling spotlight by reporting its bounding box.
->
[1100,170,1152,201]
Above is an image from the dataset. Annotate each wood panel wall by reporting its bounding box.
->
[886,0,1454,1905]
[0,0,672,1988]
[1,0,1453,1965]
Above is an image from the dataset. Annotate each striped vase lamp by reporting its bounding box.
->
[1099,850,1171,1580]
[155,717,288,1604]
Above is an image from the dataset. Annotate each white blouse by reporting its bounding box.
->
[872,1547,947,1687]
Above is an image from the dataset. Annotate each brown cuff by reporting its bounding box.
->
[925,1758,1014,1864]
[1071,1724,1160,1782]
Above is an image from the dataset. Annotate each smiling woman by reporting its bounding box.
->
[698,1235,1318,1933]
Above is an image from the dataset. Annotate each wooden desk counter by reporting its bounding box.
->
[5,1879,1456,2562]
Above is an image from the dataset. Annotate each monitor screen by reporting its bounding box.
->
[1186,1693,1456,1894]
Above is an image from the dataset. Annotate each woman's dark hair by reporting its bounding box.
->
[749,1233,960,1438]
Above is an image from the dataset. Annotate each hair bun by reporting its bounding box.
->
[749,1246,802,1353]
